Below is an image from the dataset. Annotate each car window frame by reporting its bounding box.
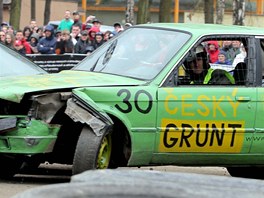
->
[161,34,257,88]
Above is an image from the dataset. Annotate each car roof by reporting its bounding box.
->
[140,23,264,36]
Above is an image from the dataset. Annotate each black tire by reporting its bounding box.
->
[227,167,264,179]
[13,169,264,198]
[0,155,23,179]
[72,126,112,175]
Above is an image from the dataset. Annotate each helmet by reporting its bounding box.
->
[184,44,209,74]
[186,45,206,63]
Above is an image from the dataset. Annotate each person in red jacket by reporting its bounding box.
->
[15,30,32,54]
[206,40,219,63]
[88,26,100,42]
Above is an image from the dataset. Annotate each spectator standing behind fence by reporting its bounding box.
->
[36,27,44,40]
[88,26,100,42]
[23,26,33,42]
[72,11,84,30]
[92,32,104,50]
[58,10,74,31]
[103,30,114,42]
[5,33,15,49]
[7,26,15,35]
[206,40,220,63]
[37,25,56,54]
[91,18,102,31]
[0,22,9,34]
[0,30,5,44]
[74,30,91,54]
[70,24,81,45]
[15,30,32,54]
[55,30,74,54]
[29,33,39,54]
[14,40,26,55]
[113,22,123,35]
[29,20,38,32]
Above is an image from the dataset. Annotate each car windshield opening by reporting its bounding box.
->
[74,28,191,80]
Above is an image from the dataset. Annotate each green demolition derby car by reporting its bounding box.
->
[0,23,264,179]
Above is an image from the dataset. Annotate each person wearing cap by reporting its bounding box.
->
[184,45,234,85]
[91,18,102,31]
[55,29,62,42]
[1,22,9,29]
[1,25,8,34]
[72,11,83,30]
[14,40,26,55]
[74,30,91,54]
[113,22,123,35]
[88,26,100,42]
[58,10,74,31]
[92,32,104,50]
[37,25,57,54]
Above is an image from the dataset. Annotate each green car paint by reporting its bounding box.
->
[0,23,264,178]
[0,118,59,154]
[0,70,145,103]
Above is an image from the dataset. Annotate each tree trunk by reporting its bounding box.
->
[44,0,52,25]
[233,0,245,25]
[31,0,36,20]
[137,0,150,24]
[10,0,21,30]
[126,0,135,24]
[204,0,214,23]
[159,0,172,22]
[0,0,3,25]
[216,0,225,24]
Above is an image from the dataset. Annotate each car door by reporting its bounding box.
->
[250,37,264,154]
[152,36,257,165]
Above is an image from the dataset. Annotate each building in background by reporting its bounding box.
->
[2,0,264,28]
[2,0,78,29]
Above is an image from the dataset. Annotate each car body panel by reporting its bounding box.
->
[0,70,146,103]
[0,23,264,174]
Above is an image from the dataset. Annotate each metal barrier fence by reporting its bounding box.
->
[26,54,87,73]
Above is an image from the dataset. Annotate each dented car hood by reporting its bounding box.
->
[0,70,146,103]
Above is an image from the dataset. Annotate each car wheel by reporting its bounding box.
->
[227,167,264,179]
[72,126,112,175]
[0,156,23,179]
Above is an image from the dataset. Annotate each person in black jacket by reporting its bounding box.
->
[74,30,91,54]
[92,32,104,50]
[37,25,57,54]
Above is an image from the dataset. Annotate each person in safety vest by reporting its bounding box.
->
[184,45,235,85]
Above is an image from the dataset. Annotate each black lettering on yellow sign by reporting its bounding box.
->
[163,123,242,148]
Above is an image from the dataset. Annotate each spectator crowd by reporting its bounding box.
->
[0,10,132,56]
[0,10,246,71]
